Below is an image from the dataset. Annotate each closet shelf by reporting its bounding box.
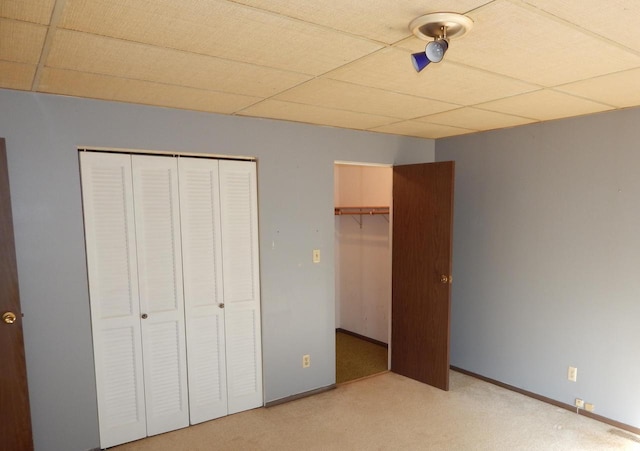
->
[334,206,389,216]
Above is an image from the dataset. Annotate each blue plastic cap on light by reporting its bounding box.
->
[411,52,431,72]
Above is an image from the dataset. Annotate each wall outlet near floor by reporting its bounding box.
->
[302,354,311,368]
[575,398,584,409]
[567,366,577,382]
[585,403,595,412]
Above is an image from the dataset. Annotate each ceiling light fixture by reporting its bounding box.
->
[409,12,473,72]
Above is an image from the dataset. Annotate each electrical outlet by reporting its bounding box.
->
[575,398,584,409]
[585,403,595,412]
[302,354,311,368]
[567,366,577,382]
[313,249,320,263]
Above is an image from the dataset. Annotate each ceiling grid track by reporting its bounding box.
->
[31,0,67,91]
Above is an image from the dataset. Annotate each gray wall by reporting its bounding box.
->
[0,89,434,451]
[437,108,640,428]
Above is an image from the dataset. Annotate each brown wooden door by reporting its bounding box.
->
[0,138,34,450]
[391,161,454,391]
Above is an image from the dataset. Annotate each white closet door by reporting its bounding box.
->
[178,157,228,424]
[219,160,263,414]
[131,155,189,436]
[79,152,146,449]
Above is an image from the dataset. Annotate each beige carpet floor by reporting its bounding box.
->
[113,371,640,450]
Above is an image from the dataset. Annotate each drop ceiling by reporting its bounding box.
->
[3,0,640,139]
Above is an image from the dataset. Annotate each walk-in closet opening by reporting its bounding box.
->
[334,162,392,384]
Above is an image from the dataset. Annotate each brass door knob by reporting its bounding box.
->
[440,275,449,284]
[2,312,17,324]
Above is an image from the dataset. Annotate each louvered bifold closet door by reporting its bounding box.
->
[79,152,146,449]
[177,157,228,424]
[131,155,189,436]
[219,160,263,414]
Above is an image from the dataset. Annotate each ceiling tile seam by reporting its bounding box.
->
[0,58,37,67]
[306,76,465,110]
[553,65,640,91]
[231,98,402,124]
[255,76,465,115]
[457,106,540,123]
[457,0,500,17]
[34,90,240,115]
[405,119,482,132]
[52,27,336,78]
[242,45,401,103]
[441,59,545,91]
[471,103,540,120]
[546,87,618,109]
[300,45,390,81]
[31,0,67,91]
[234,113,378,133]
[506,0,640,58]
[0,16,49,27]
[223,0,404,47]
[364,118,477,134]
[465,87,561,117]
[402,107,472,121]
[366,128,434,139]
[230,97,267,115]
[36,67,262,101]
[233,96,405,121]
[317,74,465,108]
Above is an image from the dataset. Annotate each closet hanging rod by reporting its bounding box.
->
[334,206,390,216]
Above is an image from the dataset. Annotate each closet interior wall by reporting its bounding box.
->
[334,164,392,344]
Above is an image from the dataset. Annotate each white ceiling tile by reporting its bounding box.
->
[0,61,36,90]
[443,0,640,86]
[274,78,459,119]
[0,0,55,25]
[326,47,539,105]
[0,19,47,64]
[238,99,399,130]
[372,120,474,139]
[555,69,640,108]
[477,89,614,121]
[418,107,536,131]
[38,68,261,113]
[45,30,312,98]
[59,0,382,75]
[523,0,640,52]
[230,0,492,44]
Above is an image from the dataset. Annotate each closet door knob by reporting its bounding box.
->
[218,303,224,309]
[141,313,148,319]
